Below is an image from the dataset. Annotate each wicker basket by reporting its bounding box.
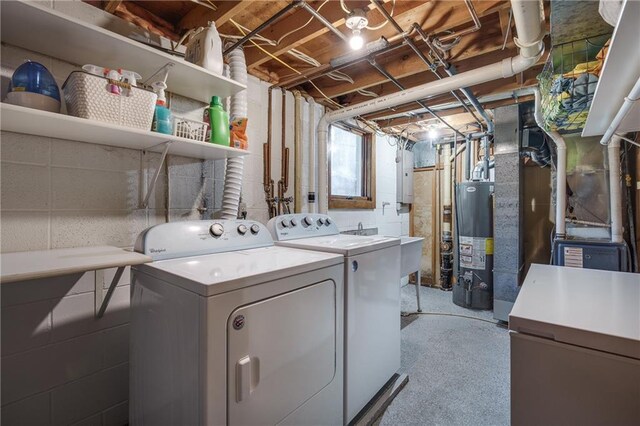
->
[62,71,157,130]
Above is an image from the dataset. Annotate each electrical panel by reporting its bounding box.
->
[396,149,414,204]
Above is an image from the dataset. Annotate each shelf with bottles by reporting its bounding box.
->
[0,1,245,104]
[0,103,248,161]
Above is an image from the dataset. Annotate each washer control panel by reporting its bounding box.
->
[135,220,273,260]
[267,214,339,241]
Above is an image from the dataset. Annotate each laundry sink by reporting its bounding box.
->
[400,237,424,277]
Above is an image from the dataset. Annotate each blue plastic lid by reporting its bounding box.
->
[8,61,60,101]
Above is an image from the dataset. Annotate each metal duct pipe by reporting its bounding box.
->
[368,59,463,138]
[300,2,349,42]
[370,0,481,127]
[317,0,545,213]
[482,136,490,180]
[293,91,304,212]
[412,24,494,133]
[221,46,247,219]
[534,88,566,238]
[464,138,471,181]
[223,1,302,54]
[608,135,623,243]
[600,76,640,145]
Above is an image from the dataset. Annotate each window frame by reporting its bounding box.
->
[328,123,376,210]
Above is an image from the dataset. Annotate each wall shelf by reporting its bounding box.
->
[582,0,640,137]
[0,0,246,104]
[0,103,248,161]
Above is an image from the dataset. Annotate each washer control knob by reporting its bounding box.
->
[281,218,291,228]
[318,218,326,226]
[209,223,224,237]
[325,218,332,226]
[303,216,314,226]
[237,224,248,235]
[290,218,298,227]
[250,224,260,235]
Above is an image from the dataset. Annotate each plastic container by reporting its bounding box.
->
[173,116,209,142]
[151,81,172,135]
[208,96,230,146]
[5,60,61,113]
[185,22,224,75]
[62,71,156,129]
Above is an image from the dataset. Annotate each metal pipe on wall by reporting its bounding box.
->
[305,94,317,213]
[435,0,481,43]
[264,86,277,218]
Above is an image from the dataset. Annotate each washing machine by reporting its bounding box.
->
[130,219,345,426]
[267,214,401,423]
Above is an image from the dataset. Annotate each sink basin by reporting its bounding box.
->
[400,237,424,276]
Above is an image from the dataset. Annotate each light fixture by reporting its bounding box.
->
[349,30,364,50]
[428,127,439,140]
[345,8,368,50]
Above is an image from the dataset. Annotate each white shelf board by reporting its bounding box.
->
[582,0,640,137]
[0,0,246,104]
[1,246,151,283]
[0,103,249,160]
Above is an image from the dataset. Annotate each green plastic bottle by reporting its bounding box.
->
[208,96,230,146]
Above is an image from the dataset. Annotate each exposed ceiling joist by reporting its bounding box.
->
[178,0,251,30]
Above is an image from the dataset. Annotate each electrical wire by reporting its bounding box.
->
[401,311,500,326]
[340,0,351,14]
[366,0,395,30]
[228,19,343,108]
[277,0,330,45]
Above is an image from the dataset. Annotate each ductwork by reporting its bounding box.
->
[221,46,247,219]
[317,0,545,213]
[608,135,623,243]
[533,87,566,238]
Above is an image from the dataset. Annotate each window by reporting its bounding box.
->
[329,124,376,209]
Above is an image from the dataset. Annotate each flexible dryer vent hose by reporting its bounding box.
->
[221,45,248,219]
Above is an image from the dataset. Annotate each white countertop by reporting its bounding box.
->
[1,246,152,283]
[510,264,640,359]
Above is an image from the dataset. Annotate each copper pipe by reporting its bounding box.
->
[281,89,287,189]
[436,0,481,43]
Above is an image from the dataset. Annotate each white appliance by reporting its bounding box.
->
[509,264,640,426]
[131,220,345,426]
[267,214,401,423]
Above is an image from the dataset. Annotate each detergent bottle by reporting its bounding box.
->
[208,96,229,146]
[151,81,172,135]
[185,22,224,75]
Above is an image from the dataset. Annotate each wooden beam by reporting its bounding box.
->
[498,8,512,40]
[178,1,251,31]
[104,0,121,13]
[256,0,508,73]
[303,15,513,100]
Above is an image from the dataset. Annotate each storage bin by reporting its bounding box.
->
[62,71,157,130]
[173,116,209,142]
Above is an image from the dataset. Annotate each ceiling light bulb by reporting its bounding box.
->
[428,127,438,140]
[349,30,364,50]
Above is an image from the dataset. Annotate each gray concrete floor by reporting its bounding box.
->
[379,285,510,426]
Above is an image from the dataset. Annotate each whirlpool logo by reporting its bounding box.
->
[150,248,167,254]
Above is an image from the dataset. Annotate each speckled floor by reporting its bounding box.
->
[378,285,510,426]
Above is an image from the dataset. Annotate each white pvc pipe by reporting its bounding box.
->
[293,91,304,213]
[221,46,247,219]
[533,88,567,238]
[306,95,317,213]
[317,0,545,213]
[443,144,452,233]
[608,135,623,243]
[600,76,640,146]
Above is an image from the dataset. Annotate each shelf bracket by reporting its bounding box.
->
[141,141,172,208]
[95,266,125,318]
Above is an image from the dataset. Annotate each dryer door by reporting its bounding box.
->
[227,279,337,425]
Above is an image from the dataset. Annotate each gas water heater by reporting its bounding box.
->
[453,181,494,310]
